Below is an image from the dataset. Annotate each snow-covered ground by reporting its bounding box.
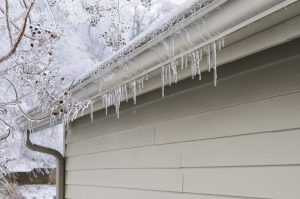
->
[20,185,56,199]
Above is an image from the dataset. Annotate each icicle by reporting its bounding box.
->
[191,52,196,79]
[161,66,165,98]
[181,56,184,70]
[212,42,217,87]
[115,86,122,119]
[164,64,168,81]
[185,55,188,68]
[168,64,172,85]
[103,94,108,115]
[138,79,142,94]
[196,50,201,80]
[206,46,211,72]
[141,77,144,89]
[131,80,137,105]
[124,84,128,102]
[212,42,217,69]
[171,61,177,83]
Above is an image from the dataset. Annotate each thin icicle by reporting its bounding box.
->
[104,94,108,115]
[171,61,177,83]
[141,77,144,89]
[131,80,137,105]
[212,42,217,87]
[138,78,142,94]
[212,42,217,69]
[185,55,188,69]
[168,64,172,85]
[196,50,201,80]
[165,65,168,81]
[115,86,122,119]
[191,52,196,79]
[181,55,184,70]
[161,66,165,98]
[206,46,211,72]
[124,84,128,102]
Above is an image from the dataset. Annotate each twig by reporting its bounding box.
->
[4,0,13,47]
[0,129,11,142]
[1,76,50,122]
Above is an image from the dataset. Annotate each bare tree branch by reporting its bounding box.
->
[0,0,36,64]
[0,7,34,39]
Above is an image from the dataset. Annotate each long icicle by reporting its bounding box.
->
[212,42,217,87]
[161,66,165,98]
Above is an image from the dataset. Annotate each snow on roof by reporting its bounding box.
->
[71,0,215,89]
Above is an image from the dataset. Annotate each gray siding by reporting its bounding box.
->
[65,47,300,198]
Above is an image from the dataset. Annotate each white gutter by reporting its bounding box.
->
[71,0,295,100]
[17,0,300,131]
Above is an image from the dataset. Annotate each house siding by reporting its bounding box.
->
[65,45,300,198]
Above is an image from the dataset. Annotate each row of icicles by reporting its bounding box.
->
[99,38,224,119]
[26,39,224,130]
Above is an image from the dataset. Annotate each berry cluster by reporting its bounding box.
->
[29,23,57,48]
[100,22,129,51]
[86,2,118,27]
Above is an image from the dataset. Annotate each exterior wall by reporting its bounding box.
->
[64,41,300,199]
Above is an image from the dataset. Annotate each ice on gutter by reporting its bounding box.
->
[71,0,287,118]
[17,0,300,131]
[71,0,226,118]
[71,0,216,88]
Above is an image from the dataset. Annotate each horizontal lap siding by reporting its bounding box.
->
[65,185,257,199]
[66,125,155,156]
[65,54,300,198]
[67,55,300,144]
[156,91,300,144]
[184,167,300,199]
[66,169,183,192]
[65,185,262,199]
[66,129,300,170]
[181,129,300,167]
